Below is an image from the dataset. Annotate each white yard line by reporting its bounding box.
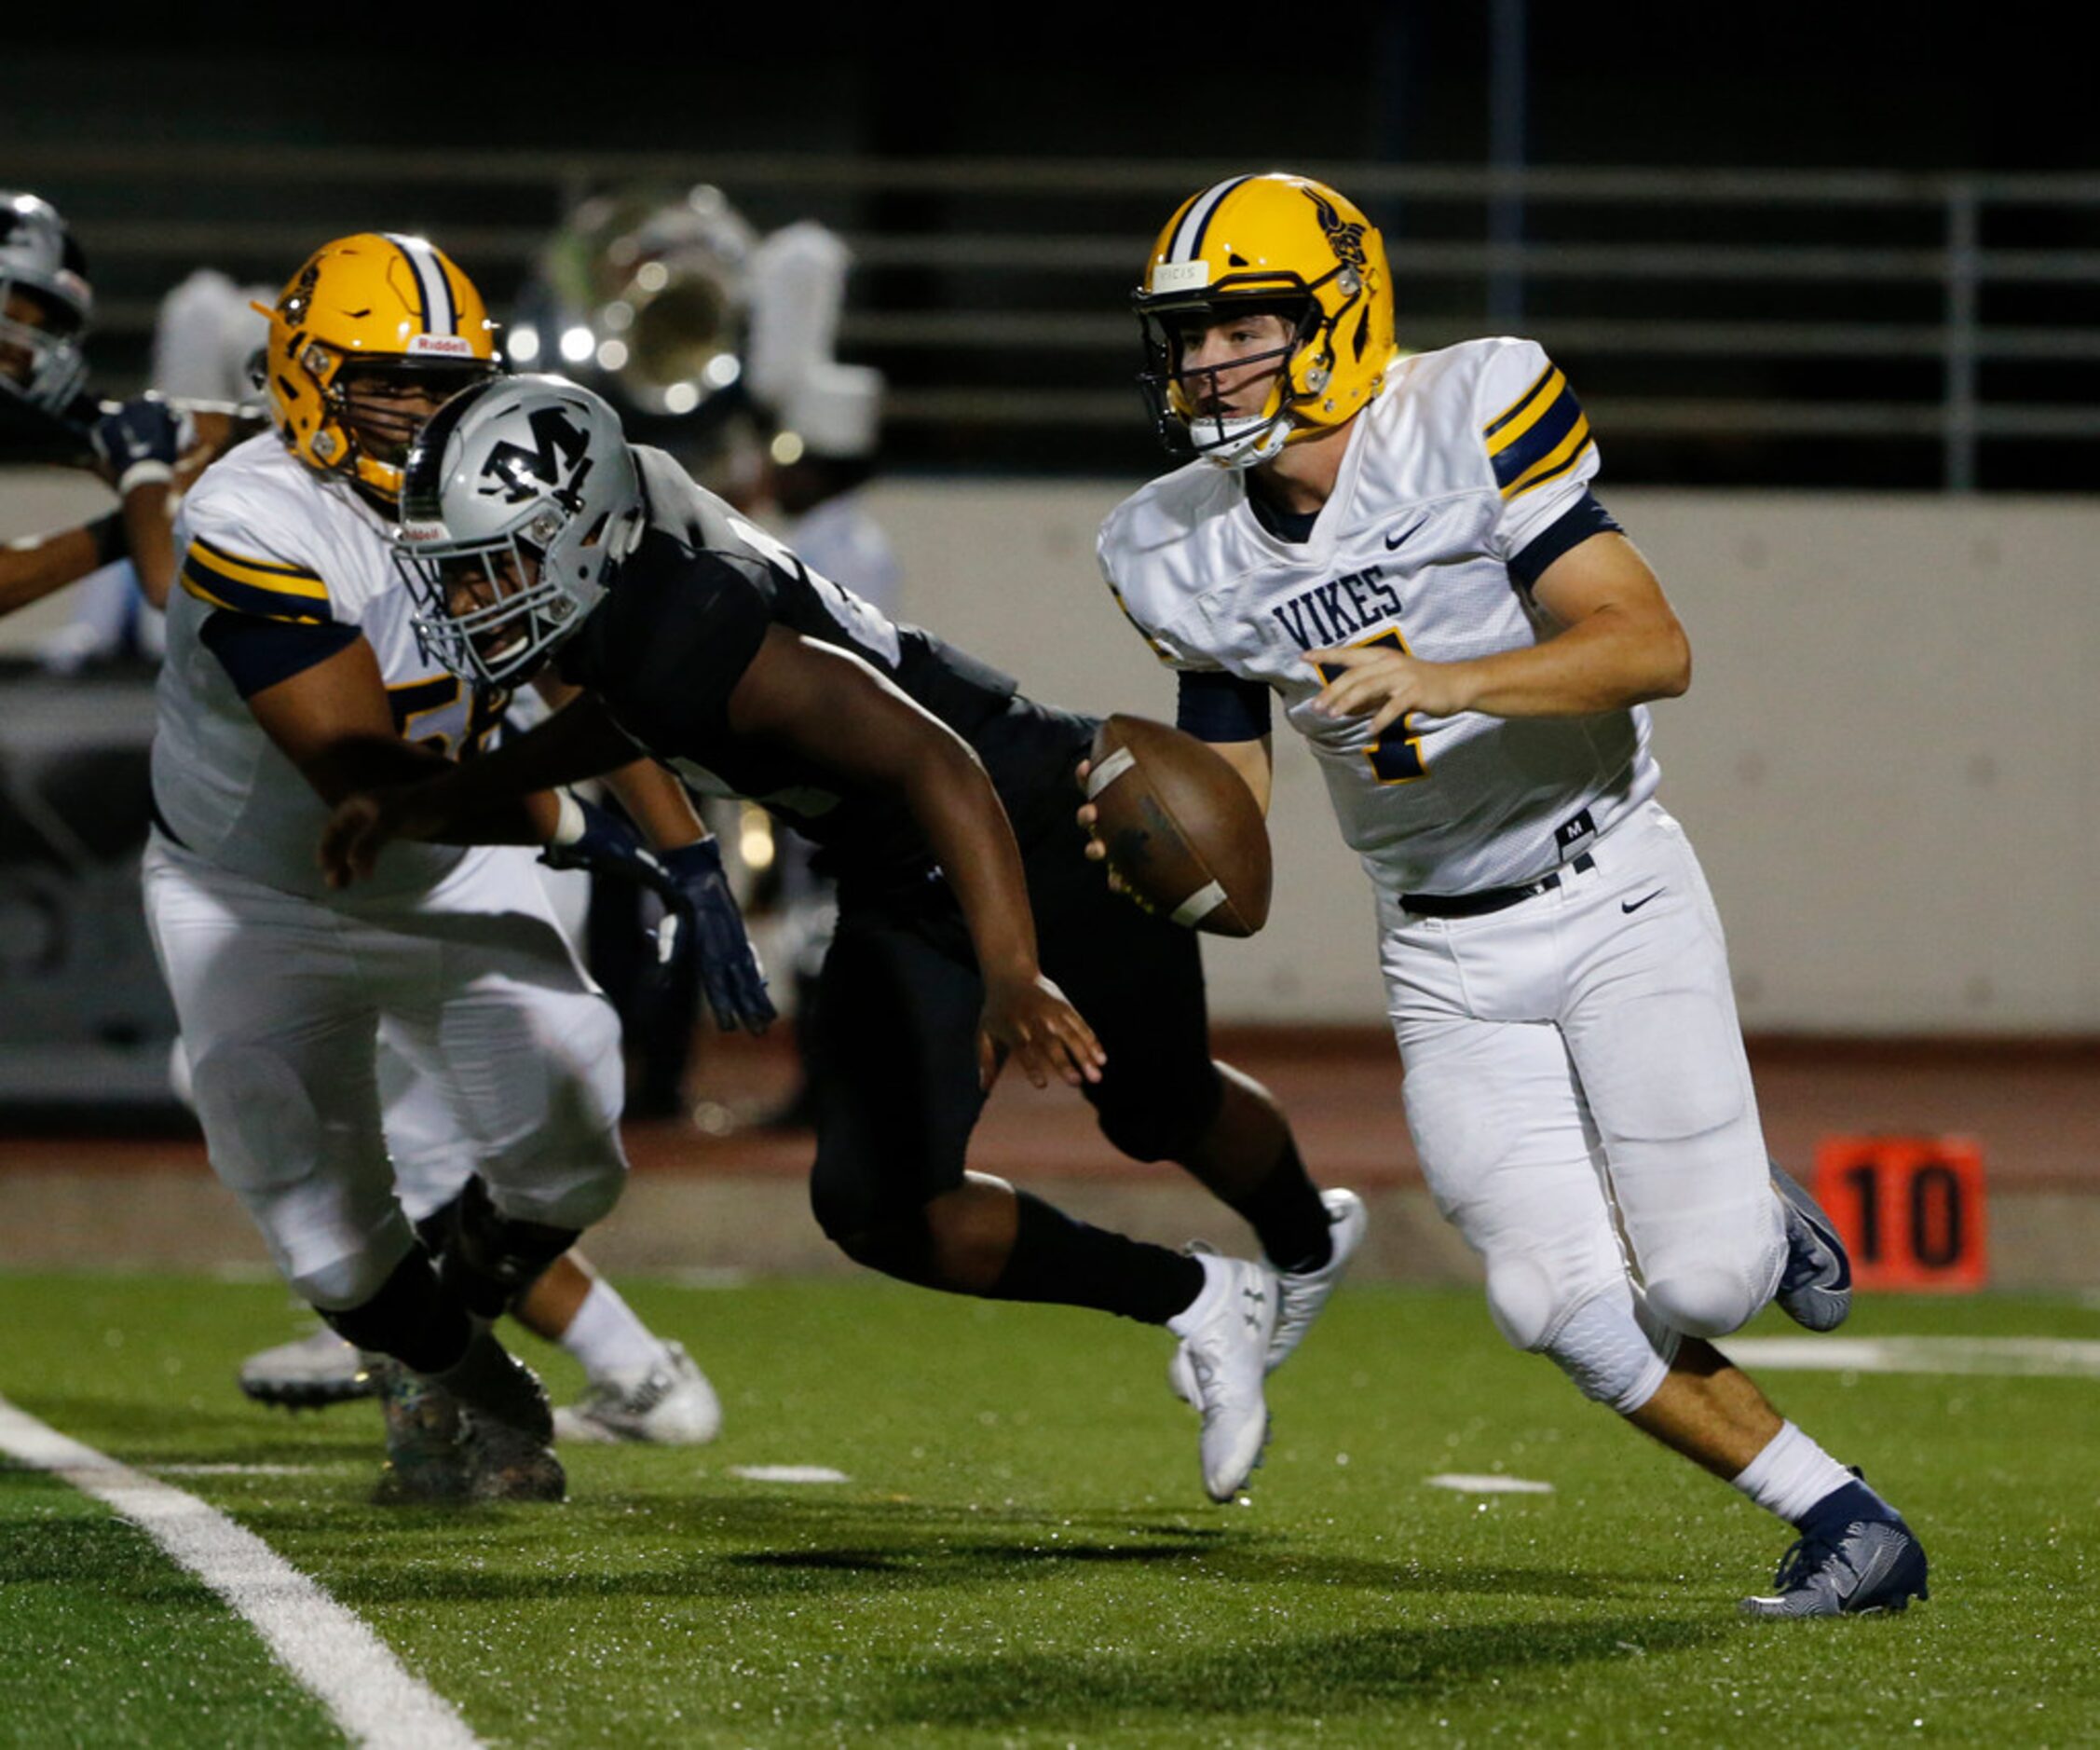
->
[0,1396,482,1750]
[1725,1335,2100,1377]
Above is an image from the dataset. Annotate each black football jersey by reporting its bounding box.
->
[558,447,1087,890]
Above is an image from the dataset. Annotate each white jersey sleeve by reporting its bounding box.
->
[153,437,472,899]
[1472,338,1602,567]
[1095,459,1245,674]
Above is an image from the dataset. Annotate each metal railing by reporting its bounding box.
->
[12,147,2100,488]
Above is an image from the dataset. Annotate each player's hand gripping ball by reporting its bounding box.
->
[1084,714,1272,936]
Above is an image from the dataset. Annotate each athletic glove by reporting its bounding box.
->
[540,796,776,1033]
[90,394,194,494]
[654,837,778,1035]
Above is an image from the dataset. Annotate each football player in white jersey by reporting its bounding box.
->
[1089,172,1927,1617]
[143,234,766,1498]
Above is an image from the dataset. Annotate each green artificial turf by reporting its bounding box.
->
[2,1272,2096,1747]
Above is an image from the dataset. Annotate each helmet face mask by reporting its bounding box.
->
[394,374,646,690]
[260,233,499,505]
[0,192,92,417]
[1132,173,1395,468]
[1138,298,1311,469]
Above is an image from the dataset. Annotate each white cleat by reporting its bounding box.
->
[1173,1251,1279,1503]
[239,1325,376,1410]
[1266,1188,1367,1372]
[1170,1188,1366,1406]
[552,1342,723,1445]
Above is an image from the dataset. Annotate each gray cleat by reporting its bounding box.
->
[239,1326,377,1410]
[1770,1161,1852,1332]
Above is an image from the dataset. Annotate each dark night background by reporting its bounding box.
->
[7,9,2096,487]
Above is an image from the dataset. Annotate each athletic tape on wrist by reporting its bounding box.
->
[552,791,587,847]
[117,460,176,495]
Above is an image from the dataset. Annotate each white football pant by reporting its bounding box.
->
[143,837,627,1311]
[1383,800,1785,1401]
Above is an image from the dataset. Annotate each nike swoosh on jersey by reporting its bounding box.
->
[1385,515,1431,551]
[1621,890,1665,913]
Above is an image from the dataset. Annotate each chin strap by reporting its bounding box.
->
[1194,411,1292,471]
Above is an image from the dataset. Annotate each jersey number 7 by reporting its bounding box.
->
[1314,628,1428,784]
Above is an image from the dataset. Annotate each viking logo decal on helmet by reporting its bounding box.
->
[1132,172,1398,469]
[394,375,646,690]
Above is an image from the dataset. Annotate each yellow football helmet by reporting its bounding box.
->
[255,233,498,503]
[1132,172,1397,467]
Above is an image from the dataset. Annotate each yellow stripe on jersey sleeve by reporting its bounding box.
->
[1482,364,1563,455]
[179,536,333,623]
[1482,361,1594,499]
[1502,413,1594,500]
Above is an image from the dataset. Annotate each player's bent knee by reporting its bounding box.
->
[1094,1076,1220,1164]
[826,1214,934,1283]
[1482,1255,1568,1355]
[1643,1265,1764,1340]
[291,1237,411,1315]
[1541,1291,1671,1414]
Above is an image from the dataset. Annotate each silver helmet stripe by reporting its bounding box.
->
[1166,176,1253,264]
[384,234,457,335]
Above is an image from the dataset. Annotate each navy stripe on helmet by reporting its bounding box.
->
[383,233,457,335]
[1168,176,1252,264]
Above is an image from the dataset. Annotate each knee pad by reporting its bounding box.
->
[1643,1260,1769,1340]
[1482,1253,1575,1354]
[1542,1289,1673,1414]
[191,1043,403,1308]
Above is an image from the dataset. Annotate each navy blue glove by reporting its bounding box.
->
[90,394,193,492]
[656,838,778,1034]
[540,798,776,1033]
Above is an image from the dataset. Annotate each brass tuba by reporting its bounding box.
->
[512,184,756,422]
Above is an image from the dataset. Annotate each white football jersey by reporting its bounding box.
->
[1098,336,1660,896]
[154,434,501,899]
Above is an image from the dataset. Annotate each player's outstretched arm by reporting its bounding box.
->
[318,688,642,885]
[0,518,124,618]
[726,625,1104,1091]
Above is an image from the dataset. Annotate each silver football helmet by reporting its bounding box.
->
[0,192,93,415]
[394,374,646,689]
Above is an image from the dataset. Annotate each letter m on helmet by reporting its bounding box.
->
[479,406,595,513]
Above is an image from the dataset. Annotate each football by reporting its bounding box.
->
[1085,714,1272,937]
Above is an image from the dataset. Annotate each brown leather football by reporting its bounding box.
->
[1086,714,1272,937]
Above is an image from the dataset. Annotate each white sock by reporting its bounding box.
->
[1730,1420,1859,1525]
[559,1281,668,1383]
[1166,1253,1229,1337]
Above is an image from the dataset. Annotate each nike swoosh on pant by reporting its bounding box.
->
[1621,891,1664,913]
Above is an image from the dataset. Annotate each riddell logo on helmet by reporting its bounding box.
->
[397,520,446,543]
[409,335,475,357]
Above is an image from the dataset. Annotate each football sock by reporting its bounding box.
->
[320,1247,472,1376]
[1730,1420,1867,1526]
[559,1279,669,1383]
[1226,1143,1333,1273]
[989,1189,1207,1324]
[1794,1475,1901,1537]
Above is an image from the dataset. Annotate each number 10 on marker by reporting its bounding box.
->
[1811,1135,1988,1292]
